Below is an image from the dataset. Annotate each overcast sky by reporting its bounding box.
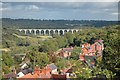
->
[0,1,119,20]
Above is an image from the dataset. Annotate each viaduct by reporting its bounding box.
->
[16,29,81,35]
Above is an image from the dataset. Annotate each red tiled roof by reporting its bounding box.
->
[17,73,41,80]
[39,67,52,78]
[33,66,41,76]
[40,73,51,78]
[81,40,104,55]
[41,69,50,74]
[80,40,104,63]
[33,73,40,78]
[18,65,53,80]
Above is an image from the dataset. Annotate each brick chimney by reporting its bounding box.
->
[34,65,41,76]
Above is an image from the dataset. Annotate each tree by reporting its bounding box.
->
[26,49,49,68]
[2,52,14,74]
[55,59,76,70]
[41,40,58,53]
[102,27,120,77]
[2,53,14,67]
[72,60,115,78]
[56,36,67,48]
[71,47,81,60]
[64,32,75,44]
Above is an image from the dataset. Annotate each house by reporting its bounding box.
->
[58,47,74,58]
[80,40,104,56]
[81,40,104,56]
[17,68,33,78]
[40,70,52,78]
[46,63,58,74]
[94,40,104,57]
[21,63,28,69]
[17,65,52,79]
[33,65,51,76]
[61,67,77,78]
[17,72,25,78]
[19,60,30,69]
[14,54,26,61]
[61,68,71,74]
[33,65,52,78]
[3,72,16,79]
[79,40,104,65]
[34,66,52,78]
[81,43,95,56]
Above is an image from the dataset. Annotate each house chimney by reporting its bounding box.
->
[34,65,41,76]
[79,53,85,61]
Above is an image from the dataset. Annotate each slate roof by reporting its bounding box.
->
[84,56,96,63]
[60,47,73,52]
[95,40,104,45]
[47,63,57,70]
[20,68,33,75]
[61,68,73,73]
[85,46,91,50]
[4,72,16,78]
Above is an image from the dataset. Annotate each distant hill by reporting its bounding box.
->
[1,18,119,29]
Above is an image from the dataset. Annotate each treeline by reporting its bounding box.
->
[1,18,119,29]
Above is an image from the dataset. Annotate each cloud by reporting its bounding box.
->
[0,2,11,11]
[2,2,117,11]
[0,7,9,11]
[0,2,3,5]
[34,2,118,11]
[2,3,41,12]
[1,0,120,2]
[25,5,39,10]
[2,2,118,20]
[111,12,119,15]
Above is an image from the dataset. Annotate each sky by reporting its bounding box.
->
[0,0,119,20]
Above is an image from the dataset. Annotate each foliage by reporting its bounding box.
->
[26,49,49,68]
[102,26,120,77]
[71,47,81,60]
[72,60,92,78]
[2,52,14,74]
[1,23,120,78]
[72,60,115,78]
[2,52,14,67]
[2,66,11,74]
[64,32,75,44]
[55,36,68,48]
[55,59,76,70]
[41,39,58,53]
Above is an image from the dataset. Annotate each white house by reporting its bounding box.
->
[16,72,24,78]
